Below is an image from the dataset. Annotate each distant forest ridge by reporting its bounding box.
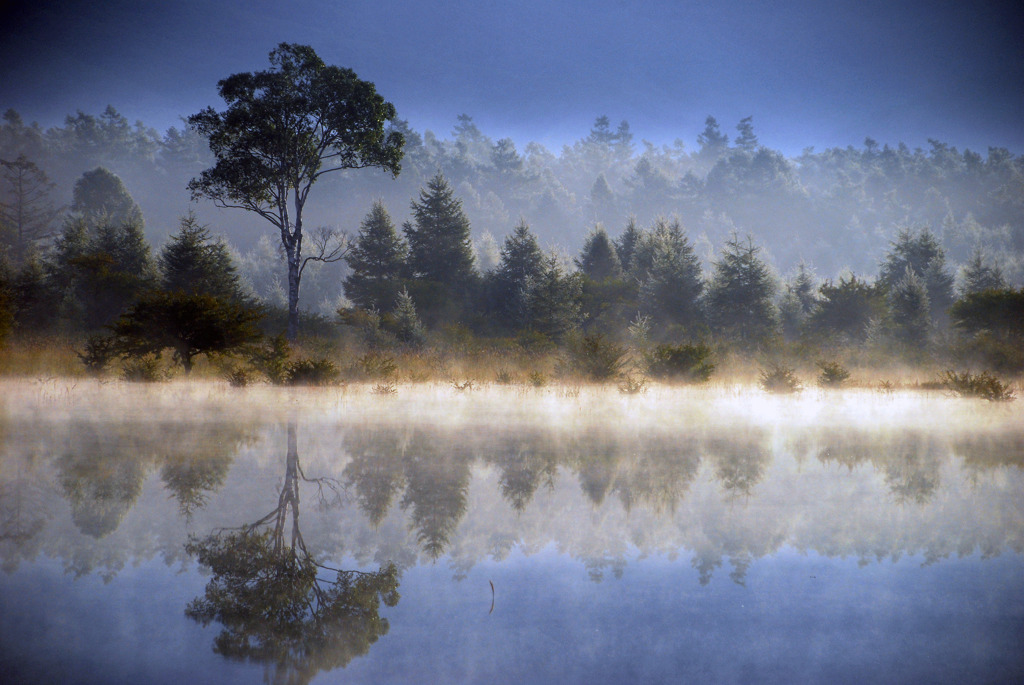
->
[2,106,1023,311]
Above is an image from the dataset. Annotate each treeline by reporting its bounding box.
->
[2,106,1023,285]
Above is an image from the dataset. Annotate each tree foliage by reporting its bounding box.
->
[706,235,777,343]
[343,200,407,313]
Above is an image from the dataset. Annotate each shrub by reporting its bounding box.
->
[816,360,851,388]
[225,367,253,388]
[939,370,1015,402]
[358,352,397,380]
[759,364,802,394]
[645,343,715,383]
[372,381,397,395]
[564,333,626,381]
[121,354,163,382]
[285,358,340,386]
[78,334,119,375]
[618,375,647,395]
[247,334,290,384]
[494,368,516,384]
[528,371,547,387]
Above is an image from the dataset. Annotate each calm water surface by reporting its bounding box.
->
[1,380,1022,684]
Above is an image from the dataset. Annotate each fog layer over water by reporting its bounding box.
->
[1,381,1022,683]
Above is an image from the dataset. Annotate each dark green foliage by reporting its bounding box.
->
[343,200,408,313]
[939,370,1015,402]
[246,333,290,384]
[759,364,802,393]
[576,225,622,281]
[779,263,817,340]
[697,115,729,161]
[9,255,54,331]
[77,334,118,375]
[224,367,253,388]
[949,288,1024,372]
[188,43,404,339]
[490,220,545,329]
[71,167,143,227]
[635,218,704,328]
[565,333,627,381]
[159,212,246,301]
[109,291,264,374]
[816,360,851,387]
[186,530,400,681]
[404,172,476,289]
[285,358,340,386]
[878,226,954,318]
[734,116,758,152]
[645,343,715,383]
[706,234,778,343]
[121,354,163,382]
[614,217,641,273]
[804,275,885,343]
[527,255,583,342]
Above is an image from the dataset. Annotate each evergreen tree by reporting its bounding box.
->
[614,217,642,274]
[71,167,143,227]
[404,173,476,289]
[0,154,62,263]
[390,287,426,347]
[705,234,777,343]
[159,212,245,302]
[697,116,729,161]
[491,220,545,329]
[343,200,408,313]
[734,116,758,152]
[779,262,817,339]
[528,254,582,341]
[888,267,931,348]
[636,219,703,328]
[575,224,622,282]
[958,248,1006,296]
[804,274,885,343]
[878,226,954,317]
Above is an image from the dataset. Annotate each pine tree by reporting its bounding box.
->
[706,234,777,343]
[734,116,758,152]
[878,226,954,317]
[404,173,476,289]
[888,267,931,347]
[614,217,642,274]
[958,248,1006,296]
[491,220,545,329]
[391,287,425,347]
[575,225,622,282]
[697,116,729,161]
[343,200,408,312]
[636,219,703,328]
[528,254,582,341]
[159,212,245,302]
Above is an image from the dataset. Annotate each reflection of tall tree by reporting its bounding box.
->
[572,431,621,506]
[158,422,252,519]
[186,423,399,685]
[817,430,942,504]
[612,436,702,514]
[400,430,472,560]
[342,427,408,527]
[0,464,53,572]
[492,433,559,513]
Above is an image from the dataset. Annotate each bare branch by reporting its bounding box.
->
[299,226,351,278]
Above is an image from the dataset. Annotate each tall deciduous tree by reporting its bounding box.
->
[343,200,407,313]
[71,167,143,227]
[188,43,404,339]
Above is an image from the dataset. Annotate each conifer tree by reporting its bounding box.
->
[706,234,777,342]
[391,287,425,347]
[888,267,931,347]
[958,248,1006,296]
[575,224,622,282]
[878,226,954,317]
[71,167,143,227]
[492,220,545,329]
[159,212,245,302]
[344,200,407,313]
[614,217,642,274]
[636,219,703,328]
[528,254,582,341]
[404,173,476,289]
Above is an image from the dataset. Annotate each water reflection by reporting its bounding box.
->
[185,424,400,685]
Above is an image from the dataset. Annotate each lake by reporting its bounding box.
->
[1,380,1022,684]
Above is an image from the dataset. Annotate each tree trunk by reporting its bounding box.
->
[287,253,301,341]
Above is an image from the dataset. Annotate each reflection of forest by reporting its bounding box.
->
[186,423,400,685]
[2,413,1023,586]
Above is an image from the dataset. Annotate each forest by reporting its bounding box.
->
[1,97,1022,391]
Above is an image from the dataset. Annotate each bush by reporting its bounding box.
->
[939,370,1015,402]
[816,360,851,388]
[121,354,163,382]
[225,367,253,388]
[759,364,802,394]
[528,371,547,387]
[78,334,119,375]
[618,375,647,395]
[358,352,397,380]
[285,358,340,386]
[564,333,626,381]
[494,368,516,385]
[645,343,715,383]
[247,334,290,384]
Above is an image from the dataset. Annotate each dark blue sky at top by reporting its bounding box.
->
[1,0,1022,156]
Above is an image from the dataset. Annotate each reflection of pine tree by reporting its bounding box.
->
[707,432,770,498]
[493,437,559,513]
[400,441,472,560]
[342,428,408,527]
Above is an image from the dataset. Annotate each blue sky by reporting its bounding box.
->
[1,0,1022,155]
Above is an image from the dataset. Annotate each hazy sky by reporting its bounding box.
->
[1,0,1022,155]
